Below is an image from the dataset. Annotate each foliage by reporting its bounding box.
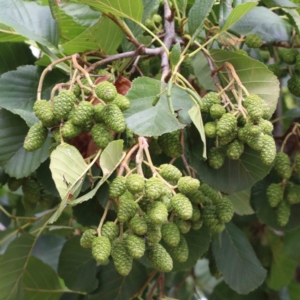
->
[0,0,300,299]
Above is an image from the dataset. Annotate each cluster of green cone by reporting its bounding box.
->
[203,92,276,169]
[80,163,234,276]
[266,152,300,226]
[23,78,130,152]
[7,176,56,211]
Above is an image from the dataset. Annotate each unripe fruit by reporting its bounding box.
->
[109,176,127,198]
[101,221,120,240]
[53,90,76,120]
[168,235,189,263]
[95,81,117,102]
[226,140,244,160]
[101,103,126,133]
[245,34,263,48]
[273,152,292,179]
[219,129,237,146]
[204,122,217,138]
[209,220,226,234]
[203,206,218,227]
[280,48,298,65]
[243,95,264,121]
[91,236,111,263]
[188,189,206,204]
[199,184,220,202]
[216,197,234,223]
[260,119,273,135]
[177,176,200,195]
[286,184,300,204]
[210,104,226,119]
[246,133,264,151]
[33,100,56,127]
[7,177,23,192]
[22,179,41,204]
[260,135,276,165]
[276,201,290,227]
[61,120,81,139]
[80,229,97,248]
[71,101,94,126]
[126,174,145,194]
[112,94,130,111]
[158,131,183,158]
[288,75,300,97]
[173,217,191,234]
[161,223,180,247]
[125,234,145,259]
[24,123,48,152]
[93,103,105,123]
[146,243,173,272]
[191,204,201,222]
[266,183,283,207]
[117,194,139,223]
[145,215,162,243]
[91,123,113,149]
[80,77,95,96]
[147,201,168,225]
[39,190,55,209]
[145,177,165,200]
[191,219,203,230]
[149,138,162,155]
[201,92,221,113]
[216,113,237,137]
[171,193,193,220]
[208,147,225,169]
[129,214,148,235]
[159,164,182,184]
[111,239,133,276]
[152,14,162,24]
[261,102,272,120]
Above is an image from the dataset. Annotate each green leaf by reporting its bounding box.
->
[188,103,206,159]
[191,51,217,92]
[230,7,292,42]
[75,0,144,22]
[87,260,148,300]
[60,3,101,27]
[170,42,181,67]
[0,24,26,42]
[284,8,300,36]
[50,144,88,200]
[284,227,300,263]
[32,234,66,271]
[266,231,297,291]
[58,236,98,293]
[68,140,125,206]
[0,43,35,75]
[167,226,211,272]
[251,174,300,231]
[288,280,300,300]
[171,0,188,14]
[0,234,35,300]
[0,65,67,126]
[125,77,194,137]
[210,49,280,115]
[0,109,51,179]
[228,189,254,215]
[62,16,123,55]
[212,222,267,294]
[209,281,266,300]
[220,2,258,33]
[188,0,215,41]
[23,256,64,300]
[262,0,298,8]
[0,0,59,47]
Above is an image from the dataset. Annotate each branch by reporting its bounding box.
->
[161,0,176,81]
